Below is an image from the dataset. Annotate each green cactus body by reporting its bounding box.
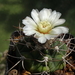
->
[7,30,69,74]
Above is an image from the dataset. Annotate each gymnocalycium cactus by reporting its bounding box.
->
[6,8,75,75]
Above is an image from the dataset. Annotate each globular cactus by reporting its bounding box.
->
[5,30,75,75]
[5,8,75,75]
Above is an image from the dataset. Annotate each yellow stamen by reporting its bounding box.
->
[37,21,52,34]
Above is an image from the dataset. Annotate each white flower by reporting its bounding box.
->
[22,8,69,44]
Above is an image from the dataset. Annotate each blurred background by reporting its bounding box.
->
[0,0,75,74]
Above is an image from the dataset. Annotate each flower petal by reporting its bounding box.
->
[23,30,36,36]
[50,27,63,35]
[53,19,65,26]
[49,10,65,26]
[49,10,57,23]
[55,26,69,33]
[38,36,46,43]
[50,26,69,35]
[54,12,61,22]
[23,26,35,31]
[39,8,52,20]
[22,17,36,27]
[34,33,47,43]
[31,9,40,24]
[50,12,62,25]
[44,34,51,40]
[45,34,56,40]
[34,32,43,38]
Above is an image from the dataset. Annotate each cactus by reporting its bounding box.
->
[5,8,75,75]
[5,30,75,75]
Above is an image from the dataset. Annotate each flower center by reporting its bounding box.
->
[37,21,52,34]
